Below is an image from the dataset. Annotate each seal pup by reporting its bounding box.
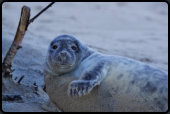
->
[43,35,168,112]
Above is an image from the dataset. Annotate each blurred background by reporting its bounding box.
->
[2,2,168,87]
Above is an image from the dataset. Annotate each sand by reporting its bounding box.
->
[2,2,168,112]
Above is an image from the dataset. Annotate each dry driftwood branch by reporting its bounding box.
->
[2,2,55,93]
[2,2,55,78]
[2,6,30,78]
[2,3,57,112]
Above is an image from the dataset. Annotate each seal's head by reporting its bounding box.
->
[45,35,91,75]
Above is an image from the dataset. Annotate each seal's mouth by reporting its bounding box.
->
[58,64,73,69]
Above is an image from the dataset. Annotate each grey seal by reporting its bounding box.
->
[43,35,168,112]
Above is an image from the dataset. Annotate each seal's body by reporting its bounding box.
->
[44,35,168,112]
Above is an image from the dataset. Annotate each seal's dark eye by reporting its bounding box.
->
[52,45,58,49]
[71,46,77,51]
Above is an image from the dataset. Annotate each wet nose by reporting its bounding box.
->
[60,51,67,57]
[57,51,67,63]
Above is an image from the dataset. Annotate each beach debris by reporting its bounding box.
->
[2,2,55,79]
[2,94,23,102]
[17,75,24,84]
[2,3,55,111]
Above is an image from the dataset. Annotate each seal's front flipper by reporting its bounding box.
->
[68,80,94,97]
[68,62,110,97]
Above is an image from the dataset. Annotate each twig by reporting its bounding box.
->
[14,77,18,80]
[29,2,55,23]
[2,6,30,77]
[17,75,24,84]
[43,84,46,92]
[2,3,55,78]
[11,68,15,72]
[2,94,23,102]
[33,82,38,91]
[2,3,56,110]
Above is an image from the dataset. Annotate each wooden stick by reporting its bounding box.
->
[2,94,23,102]
[2,6,30,77]
[29,2,55,23]
[17,75,24,84]
[2,3,55,78]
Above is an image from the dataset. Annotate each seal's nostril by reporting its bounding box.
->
[60,52,67,57]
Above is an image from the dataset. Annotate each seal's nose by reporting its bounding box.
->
[60,51,67,57]
[57,51,67,64]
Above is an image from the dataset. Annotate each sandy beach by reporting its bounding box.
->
[2,2,168,112]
